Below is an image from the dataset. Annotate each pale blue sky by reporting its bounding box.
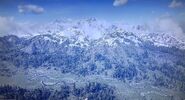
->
[0,0,185,24]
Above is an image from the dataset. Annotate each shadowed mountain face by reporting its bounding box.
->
[0,30,185,99]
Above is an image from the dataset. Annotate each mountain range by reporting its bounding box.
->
[0,18,185,100]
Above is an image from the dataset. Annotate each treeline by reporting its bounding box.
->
[0,82,116,100]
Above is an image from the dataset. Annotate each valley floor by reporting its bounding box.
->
[0,66,184,100]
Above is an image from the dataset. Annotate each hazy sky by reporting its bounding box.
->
[0,0,185,23]
[0,0,185,39]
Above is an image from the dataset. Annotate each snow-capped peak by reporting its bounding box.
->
[3,18,185,50]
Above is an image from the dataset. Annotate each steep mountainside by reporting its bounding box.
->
[0,19,185,100]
